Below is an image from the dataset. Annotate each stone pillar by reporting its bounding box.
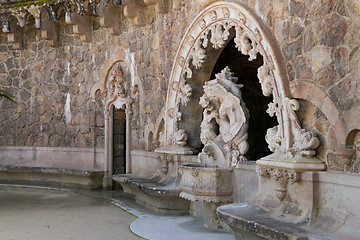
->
[125,103,132,174]
[103,110,113,189]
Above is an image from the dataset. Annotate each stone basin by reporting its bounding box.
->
[179,163,233,203]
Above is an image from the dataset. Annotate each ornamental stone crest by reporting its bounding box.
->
[198,67,249,168]
[104,63,127,115]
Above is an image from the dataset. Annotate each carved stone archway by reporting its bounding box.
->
[162,1,325,171]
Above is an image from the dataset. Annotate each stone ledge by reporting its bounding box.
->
[113,174,190,215]
[217,203,342,240]
[114,174,181,196]
[0,165,104,189]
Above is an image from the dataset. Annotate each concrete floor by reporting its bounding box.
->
[0,185,234,240]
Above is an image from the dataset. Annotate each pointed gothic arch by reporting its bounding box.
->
[162,1,325,171]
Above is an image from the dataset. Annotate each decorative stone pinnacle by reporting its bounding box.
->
[215,66,238,83]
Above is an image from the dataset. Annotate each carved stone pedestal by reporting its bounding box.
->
[179,163,233,228]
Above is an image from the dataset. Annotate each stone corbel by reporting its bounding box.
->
[97,1,122,35]
[40,14,59,47]
[258,167,300,201]
[1,18,10,33]
[143,0,169,13]
[65,11,92,42]
[122,0,147,26]
[27,7,42,29]
[12,11,28,28]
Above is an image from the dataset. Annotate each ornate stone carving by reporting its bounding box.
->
[174,129,188,146]
[265,126,282,152]
[164,2,325,171]
[178,84,192,106]
[234,31,259,61]
[179,163,233,203]
[198,67,249,168]
[257,65,274,97]
[286,98,320,157]
[258,167,300,201]
[209,22,231,49]
[191,40,206,69]
[292,129,320,157]
[266,101,277,117]
[257,167,271,178]
[104,64,127,114]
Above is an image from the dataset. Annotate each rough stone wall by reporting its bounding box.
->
[0,0,359,172]
[0,18,106,147]
[0,2,201,149]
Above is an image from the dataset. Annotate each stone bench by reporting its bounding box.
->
[217,171,360,240]
[217,203,334,240]
[0,146,105,189]
[113,174,190,215]
[0,165,104,189]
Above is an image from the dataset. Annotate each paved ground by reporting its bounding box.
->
[0,185,233,240]
[0,186,143,240]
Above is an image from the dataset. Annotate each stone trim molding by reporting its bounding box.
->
[163,1,325,171]
[290,80,348,148]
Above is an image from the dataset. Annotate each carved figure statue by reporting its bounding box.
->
[198,67,250,168]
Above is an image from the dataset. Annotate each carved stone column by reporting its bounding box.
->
[103,110,113,189]
[125,98,133,174]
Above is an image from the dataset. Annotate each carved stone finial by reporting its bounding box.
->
[215,66,238,83]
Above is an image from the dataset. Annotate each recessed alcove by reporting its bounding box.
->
[179,34,277,160]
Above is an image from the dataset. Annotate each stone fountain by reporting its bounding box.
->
[179,67,250,228]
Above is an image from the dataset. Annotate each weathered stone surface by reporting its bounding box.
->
[0,0,359,181]
[319,13,348,47]
[281,38,302,61]
[274,19,290,43]
[293,56,313,80]
[287,0,306,18]
[308,0,338,21]
[310,45,332,73]
[334,46,350,79]
[328,76,359,111]
[316,66,339,89]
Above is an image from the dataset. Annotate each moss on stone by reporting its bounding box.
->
[0,0,52,10]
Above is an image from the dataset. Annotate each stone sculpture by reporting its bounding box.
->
[198,66,250,168]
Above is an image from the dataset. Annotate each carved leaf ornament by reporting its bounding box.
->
[167,2,321,162]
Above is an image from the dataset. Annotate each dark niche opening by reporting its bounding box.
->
[113,108,126,174]
[210,38,278,160]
